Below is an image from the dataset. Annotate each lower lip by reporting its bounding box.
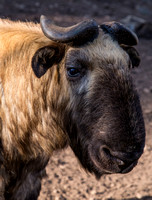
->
[121,161,138,173]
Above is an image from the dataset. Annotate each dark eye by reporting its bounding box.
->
[67,68,80,77]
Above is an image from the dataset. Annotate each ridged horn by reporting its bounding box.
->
[40,15,99,46]
[100,22,138,46]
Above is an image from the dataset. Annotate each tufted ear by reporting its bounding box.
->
[121,45,140,68]
[32,46,64,78]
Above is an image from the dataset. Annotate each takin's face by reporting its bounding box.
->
[62,32,145,178]
[32,17,145,178]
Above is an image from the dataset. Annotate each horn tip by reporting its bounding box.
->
[40,15,45,20]
[40,15,48,24]
[117,22,139,45]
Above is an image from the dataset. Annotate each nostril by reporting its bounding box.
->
[101,146,125,166]
[100,145,139,173]
[102,147,111,156]
[102,146,125,166]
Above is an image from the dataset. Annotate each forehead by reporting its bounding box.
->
[68,29,129,67]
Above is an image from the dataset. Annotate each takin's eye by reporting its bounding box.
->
[67,67,81,78]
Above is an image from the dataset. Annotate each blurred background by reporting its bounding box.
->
[1,0,152,199]
[0,0,152,26]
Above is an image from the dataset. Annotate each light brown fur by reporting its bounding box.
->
[0,19,68,161]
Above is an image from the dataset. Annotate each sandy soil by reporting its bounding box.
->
[1,0,152,199]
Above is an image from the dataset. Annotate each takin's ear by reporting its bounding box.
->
[32,46,64,78]
[121,45,140,68]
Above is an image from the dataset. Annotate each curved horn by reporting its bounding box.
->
[100,22,138,46]
[40,15,99,46]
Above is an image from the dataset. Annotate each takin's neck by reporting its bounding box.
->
[0,69,68,161]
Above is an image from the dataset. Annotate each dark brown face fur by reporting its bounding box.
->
[58,31,145,178]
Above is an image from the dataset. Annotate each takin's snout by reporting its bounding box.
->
[100,145,142,173]
[87,137,144,179]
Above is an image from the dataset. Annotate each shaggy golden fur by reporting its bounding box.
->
[0,19,68,161]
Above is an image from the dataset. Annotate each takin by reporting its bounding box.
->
[0,16,145,200]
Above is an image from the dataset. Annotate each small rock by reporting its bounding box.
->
[90,190,96,195]
[143,88,150,93]
[136,193,142,198]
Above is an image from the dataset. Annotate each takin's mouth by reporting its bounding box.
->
[120,160,138,174]
[91,157,138,180]
[88,145,140,179]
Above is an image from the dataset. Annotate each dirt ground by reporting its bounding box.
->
[1,0,152,199]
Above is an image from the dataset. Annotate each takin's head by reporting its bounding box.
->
[33,16,145,178]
